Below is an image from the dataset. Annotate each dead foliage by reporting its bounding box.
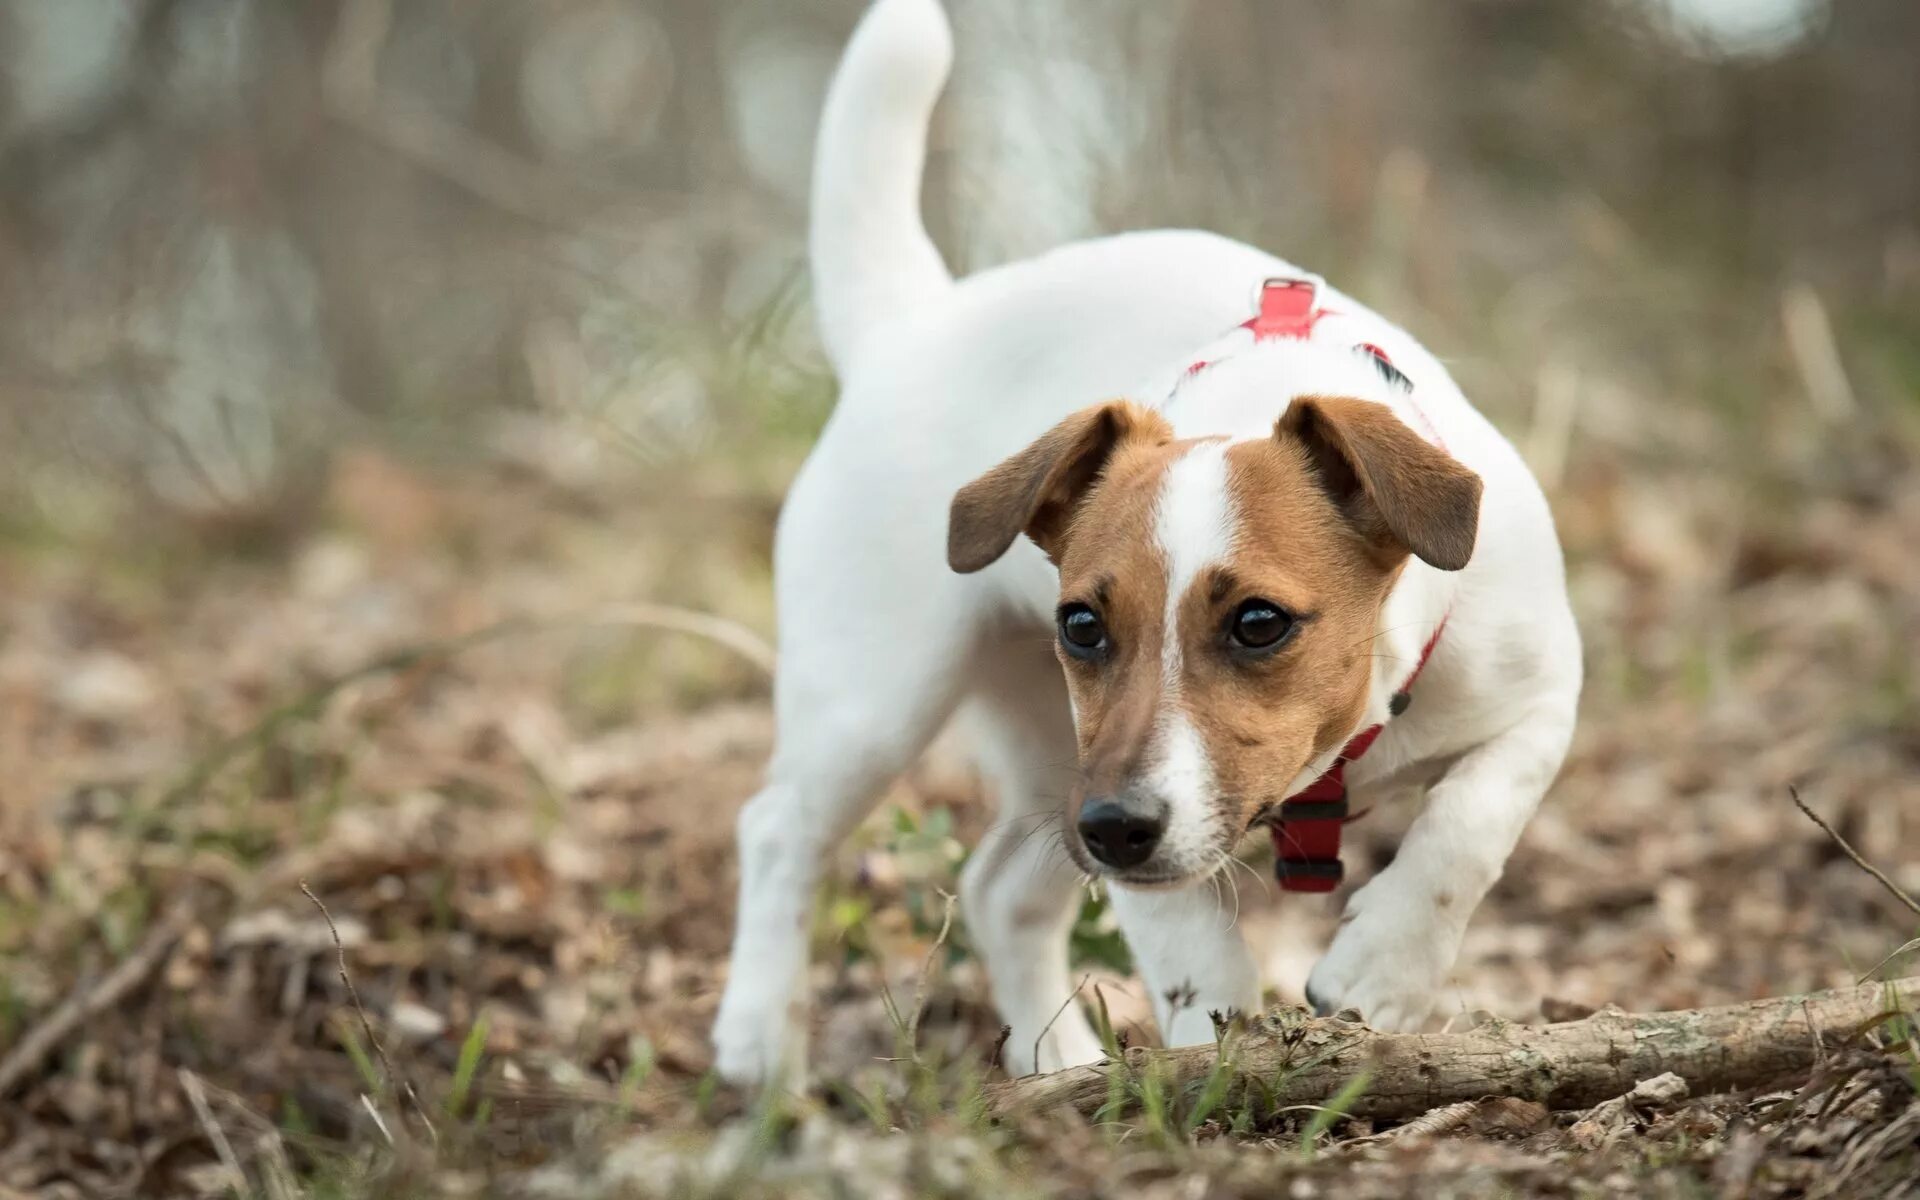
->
[1,408,1917,1198]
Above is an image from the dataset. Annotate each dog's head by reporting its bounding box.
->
[948,396,1481,886]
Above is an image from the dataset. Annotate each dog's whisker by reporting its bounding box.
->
[1213,851,1244,932]
[1006,813,1060,861]
[1342,620,1428,652]
[982,810,1056,838]
[1225,849,1268,899]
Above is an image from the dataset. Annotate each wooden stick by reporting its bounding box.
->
[301,881,439,1144]
[0,900,198,1098]
[984,976,1920,1122]
[180,1069,255,1200]
[1790,787,1920,919]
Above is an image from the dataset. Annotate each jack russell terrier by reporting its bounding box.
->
[712,0,1582,1084]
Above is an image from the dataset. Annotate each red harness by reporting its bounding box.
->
[1177,277,1450,893]
[1242,275,1332,340]
[1180,277,1335,380]
[1270,620,1446,892]
[1175,276,1442,444]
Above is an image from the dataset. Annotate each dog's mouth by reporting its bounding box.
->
[1099,866,1206,891]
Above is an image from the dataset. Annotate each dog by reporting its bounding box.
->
[711,0,1581,1084]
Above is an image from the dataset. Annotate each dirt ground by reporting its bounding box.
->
[1,412,1918,1196]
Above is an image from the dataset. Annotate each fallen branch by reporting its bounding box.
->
[0,900,199,1098]
[984,976,1920,1122]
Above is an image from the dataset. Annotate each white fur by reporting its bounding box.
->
[713,0,1583,1084]
[809,0,953,373]
[1105,882,1260,1048]
[1140,712,1218,877]
[1143,442,1234,875]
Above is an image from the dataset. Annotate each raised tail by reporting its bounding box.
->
[810,0,954,375]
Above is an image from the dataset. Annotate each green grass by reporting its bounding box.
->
[446,1015,490,1121]
[1297,1070,1374,1158]
[332,1013,385,1097]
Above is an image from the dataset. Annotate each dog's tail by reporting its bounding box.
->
[810,0,954,375]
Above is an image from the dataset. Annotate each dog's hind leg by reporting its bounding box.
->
[711,581,973,1087]
[957,641,1105,1075]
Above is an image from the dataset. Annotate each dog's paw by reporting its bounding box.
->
[711,988,805,1087]
[1303,878,1459,1033]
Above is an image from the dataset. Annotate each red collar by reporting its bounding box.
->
[1270,618,1447,893]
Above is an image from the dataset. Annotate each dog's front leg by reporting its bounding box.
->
[1304,700,1576,1030]
[1106,880,1261,1048]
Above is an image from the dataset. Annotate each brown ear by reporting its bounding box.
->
[948,402,1169,573]
[1276,396,1482,571]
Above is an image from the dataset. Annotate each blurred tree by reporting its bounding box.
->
[0,0,1913,534]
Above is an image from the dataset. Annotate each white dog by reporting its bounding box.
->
[712,0,1581,1084]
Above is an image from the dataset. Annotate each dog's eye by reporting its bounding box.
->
[1229,599,1294,650]
[1057,603,1108,657]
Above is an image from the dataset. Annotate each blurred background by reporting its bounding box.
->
[1,0,1917,1195]
[3,0,1914,535]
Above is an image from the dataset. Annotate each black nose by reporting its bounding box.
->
[1077,797,1165,869]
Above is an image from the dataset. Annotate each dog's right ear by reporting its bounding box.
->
[948,401,1169,573]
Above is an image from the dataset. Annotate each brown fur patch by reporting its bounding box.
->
[1277,396,1483,571]
[947,402,1173,573]
[950,394,1479,875]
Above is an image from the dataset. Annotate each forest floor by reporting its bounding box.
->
[2,401,1918,1197]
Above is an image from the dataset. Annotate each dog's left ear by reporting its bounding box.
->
[949,401,1169,573]
[1276,395,1482,571]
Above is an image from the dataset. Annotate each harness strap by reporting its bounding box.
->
[1272,618,1447,893]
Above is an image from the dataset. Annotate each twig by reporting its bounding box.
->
[180,1069,255,1200]
[1803,999,1827,1067]
[1857,937,1920,984]
[1349,1099,1479,1145]
[0,900,198,1098]
[904,890,960,1049]
[1033,974,1093,1076]
[578,602,777,676]
[302,881,439,1144]
[359,1094,396,1147]
[179,1071,301,1200]
[1790,787,1920,919]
